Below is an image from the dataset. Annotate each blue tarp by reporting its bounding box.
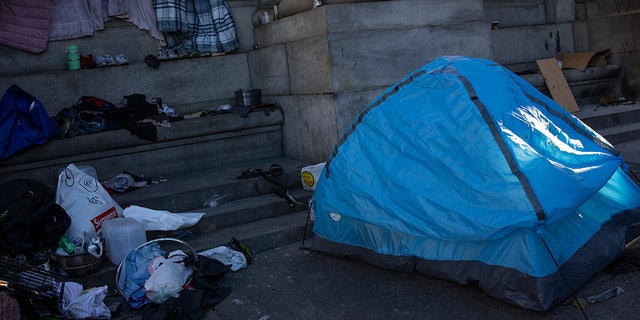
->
[311,56,640,311]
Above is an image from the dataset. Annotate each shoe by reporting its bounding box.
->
[236,168,262,179]
[156,49,169,60]
[115,53,129,65]
[95,54,116,67]
[144,54,160,68]
[176,48,190,59]
[190,50,201,58]
[80,54,96,68]
[168,49,179,60]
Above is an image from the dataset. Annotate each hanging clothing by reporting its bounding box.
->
[154,0,238,53]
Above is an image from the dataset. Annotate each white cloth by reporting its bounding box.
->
[199,245,247,271]
[123,205,204,231]
[59,282,110,319]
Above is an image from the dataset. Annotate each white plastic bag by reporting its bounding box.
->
[300,162,325,191]
[56,163,123,241]
[122,205,204,231]
[144,250,193,303]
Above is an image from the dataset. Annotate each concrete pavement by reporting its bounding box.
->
[201,239,640,320]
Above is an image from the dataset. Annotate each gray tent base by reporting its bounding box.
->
[310,208,640,311]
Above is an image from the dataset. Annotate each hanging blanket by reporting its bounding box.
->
[0,0,50,53]
[154,0,238,53]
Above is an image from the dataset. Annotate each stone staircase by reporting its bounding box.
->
[0,102,315,286]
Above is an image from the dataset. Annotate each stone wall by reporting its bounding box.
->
[579,0,640,98]
[252,0,493,163]
[0,2,259,115]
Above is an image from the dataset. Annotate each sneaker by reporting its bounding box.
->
[190,50,201,58]
[176,48,190,59]
[95,54,116,67]
[168,49,179,60]
[156,49,169,60]
[115,53,129,65]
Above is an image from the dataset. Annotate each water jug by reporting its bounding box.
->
[101,217,146,265]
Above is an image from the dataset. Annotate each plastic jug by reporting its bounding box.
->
[101,217,146,265]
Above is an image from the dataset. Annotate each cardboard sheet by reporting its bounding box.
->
[558,49,610,71]
[536,58,579,112]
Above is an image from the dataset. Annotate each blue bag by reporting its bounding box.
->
[0,85,60,158]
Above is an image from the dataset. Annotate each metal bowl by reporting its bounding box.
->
[54,253,101,277]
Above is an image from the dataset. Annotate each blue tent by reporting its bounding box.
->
[311,56,640,311]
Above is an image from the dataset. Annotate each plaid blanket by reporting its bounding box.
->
[154,0,238,53]
[153,0,188,32]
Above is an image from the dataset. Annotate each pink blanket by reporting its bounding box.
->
[0,0,50,53]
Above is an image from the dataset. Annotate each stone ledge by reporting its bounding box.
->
[0,108,283,167]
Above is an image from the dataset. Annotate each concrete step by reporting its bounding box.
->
[111,156,309,212]
[616,139,640,174]
[144,188,312,240]
[0,107,284,189]
[78,210,313,296]
[518,64,620,101]
[573,103,640,146]
[574,103,640,130]
[598,122,640,145]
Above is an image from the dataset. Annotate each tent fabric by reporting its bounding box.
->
[311,56,640,311]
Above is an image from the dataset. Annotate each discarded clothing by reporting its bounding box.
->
[59,283,111,319]
[141,287,232,320]
[199,246,247,271]
[119,242,165,309]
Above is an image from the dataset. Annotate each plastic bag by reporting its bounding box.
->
[144,250,193,303]
[300,162,325,191]
[55,163,123,242]
[122,205,204,231]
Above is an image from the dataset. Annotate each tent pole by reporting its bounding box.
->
[539,233,590,320]
[300,199,313,250]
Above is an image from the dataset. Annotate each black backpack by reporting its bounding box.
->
[0,179,71,255]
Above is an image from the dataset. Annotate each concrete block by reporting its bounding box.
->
[1,54,251,115]
[327,0,484,33]
[230,5,258,52]
[254,7,328,47]
[0,19,158,75]
[491,23,574,65]
[484,0,544,28]
[329,21,492,92]
[587,14,637,54]
[287,37,333,94]
[546,0,576,23]
[584,1,640,19]
[334,88,386,136]
[247,45,291,95]
[276,94,338,163]
[622,52,640,98]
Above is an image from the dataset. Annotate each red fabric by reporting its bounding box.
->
[0,0,50,53]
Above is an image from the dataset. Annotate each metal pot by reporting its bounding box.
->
[235,89,261,107]
[54,253,101,277]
